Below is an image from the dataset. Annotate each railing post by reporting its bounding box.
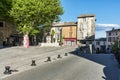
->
[57,54,61,58]
[4,66,11,74]
[47,57,51,61]
[65,53,68,56]
[31,60,36,66]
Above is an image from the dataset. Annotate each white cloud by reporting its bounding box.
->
[95,23,120,39]
[96,23,120,27]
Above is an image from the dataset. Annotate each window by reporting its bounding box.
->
[79,24,83,31]
[69,27,73,37]
[108,37,111,42]
[103,41,106,45]
[116,37,118,40]
[0,32,3,40]
[89,41,92,44]
[83,18,86,22]
[70,27,72,32]
[0,22,3,27]
[109,33,111,36]
[116,32,118,35]
[96,41,100,45]
[83,42,86,44]
[113,37,115,41]
[69,32,72,37]
[119,41,120,48]
[82,32,85,39]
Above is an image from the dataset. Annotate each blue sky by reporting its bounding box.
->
[60,0,120,39]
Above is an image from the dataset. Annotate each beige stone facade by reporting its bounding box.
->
[77,14,96,41]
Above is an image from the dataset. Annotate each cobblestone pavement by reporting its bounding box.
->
[0,46,77,79]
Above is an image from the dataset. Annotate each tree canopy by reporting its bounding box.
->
[112,41,119,54]
[9,0,63,35]
[0,0,12,21]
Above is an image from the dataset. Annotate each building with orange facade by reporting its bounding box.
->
[62,22,77,46]
[52,22,77,46]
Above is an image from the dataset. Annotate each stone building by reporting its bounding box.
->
[51,26,62,43]
[0,21,18,46]
[52,14,96,46]
[77,14,96,45]
[106,28,120,50]
[52,22,77,46]
[61,22,77,46]
[93,38,107,53]
[0,14,96,47]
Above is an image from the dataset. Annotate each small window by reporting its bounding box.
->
[108,37,111,42]
[103,41,106,45]
[116,32,118,35]
[83,42,86,44]
[113,37,115,41]
[0,22,3,27]
[83,18,86,22]
[96,41,100,45]
[89,41,92,44]
[109,33,111,36]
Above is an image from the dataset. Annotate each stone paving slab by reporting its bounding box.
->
[2,53,120,80]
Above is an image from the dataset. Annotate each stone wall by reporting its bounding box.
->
[0,21,16,46]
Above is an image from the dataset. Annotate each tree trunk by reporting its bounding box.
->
[23,33,29,48]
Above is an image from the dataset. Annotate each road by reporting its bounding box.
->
[2,54,120,80]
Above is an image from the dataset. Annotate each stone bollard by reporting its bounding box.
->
[4,66,11,74]
[47,57,51,61]
[65,53,68,56]
[31,60,36,66]
[57,54,62,58]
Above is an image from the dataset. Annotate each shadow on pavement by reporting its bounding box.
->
[102,66,119,80]
[69,49,119,80]
[0,46,16,49]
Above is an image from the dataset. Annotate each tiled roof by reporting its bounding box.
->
[106,28,120,32]
[52,22,77,27]
[78,14,95,18]
[95,38,106,41]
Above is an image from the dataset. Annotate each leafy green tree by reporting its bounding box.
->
[111,41,120,64]
[9,0,63,46]
[51,30,55,36]
[112,41,119,54]
[10,0,63,34]
[0,0,12,21]
[51,30,55,42]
